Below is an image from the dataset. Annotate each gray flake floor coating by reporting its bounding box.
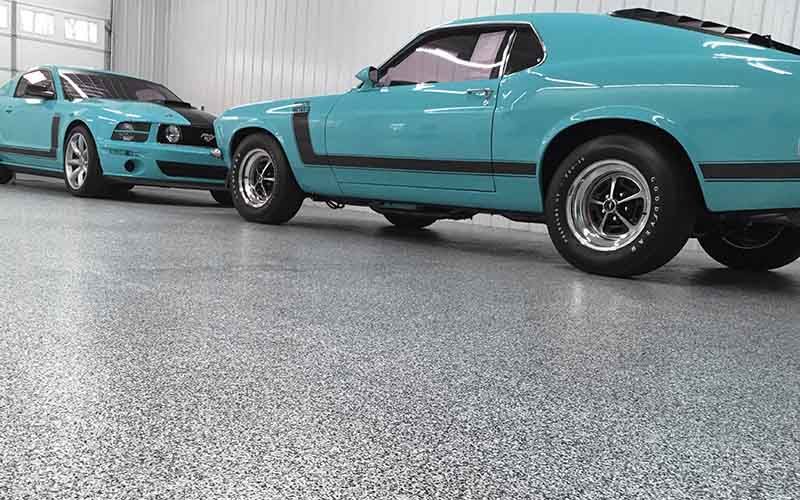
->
[1,175,798,500]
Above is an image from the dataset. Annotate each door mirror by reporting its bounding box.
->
[25,81,56,100]
[355,66,379,87]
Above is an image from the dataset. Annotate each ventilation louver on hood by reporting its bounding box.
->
[611,8,800,57]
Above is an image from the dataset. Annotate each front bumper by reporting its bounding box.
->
[97,140,228,190]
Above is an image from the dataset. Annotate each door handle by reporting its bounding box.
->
[466,88,494,105]
[466,88,493,98]
[4,108,12,114]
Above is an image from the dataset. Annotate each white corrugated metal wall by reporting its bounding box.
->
[1,0,111,83]
[112,0,800,230]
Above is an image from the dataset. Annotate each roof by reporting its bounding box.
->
[19,65,138,79]
[445,12,589,27]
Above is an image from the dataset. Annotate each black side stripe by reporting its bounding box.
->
[701,162,800,180]
[292,111,536,176]
[0,116,61,158]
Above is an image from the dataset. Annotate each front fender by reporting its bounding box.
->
[216,95,345,196]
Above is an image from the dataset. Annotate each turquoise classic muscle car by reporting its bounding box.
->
[215,9,800,277]
[0,66,231,204]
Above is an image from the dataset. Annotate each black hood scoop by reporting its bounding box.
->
[153,100,217,127]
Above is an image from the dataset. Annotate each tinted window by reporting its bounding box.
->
[60,72,182,102]
[379,28,511,87]
[506,27,545,75]
[14,70,53,98]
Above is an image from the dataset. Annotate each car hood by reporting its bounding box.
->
[220,94,345,119]
[76,99,217,127]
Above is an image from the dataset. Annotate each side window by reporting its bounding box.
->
[506,27,545,75]
[14,70,54,98]
[379,28,511,87]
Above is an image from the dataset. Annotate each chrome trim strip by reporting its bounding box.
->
[374,19,548,77]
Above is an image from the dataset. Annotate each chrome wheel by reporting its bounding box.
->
[65,133,90,190]
[238,148,275,209]
[566,160,652,252]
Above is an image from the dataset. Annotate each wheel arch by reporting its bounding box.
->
[228,126,283,159]
[537,114,707,210]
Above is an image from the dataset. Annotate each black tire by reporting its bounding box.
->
[63,125,107,197]
[210,190,233,207]
[0,167,13,184]
[545,134,698,277]
[108,183,134,197]
[699,224,800,271]
[230,133,304,224]
[383,213,438,230]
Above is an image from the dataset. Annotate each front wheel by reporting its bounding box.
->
[63,125,106,197]
[0,166,13,184]
[210,190,233,207]
[546,135,698,277]
[699,224,800,271]
[230,133,304,224]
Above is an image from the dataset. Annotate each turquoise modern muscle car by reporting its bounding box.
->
[215,9,800,277]
[0,66,230,204]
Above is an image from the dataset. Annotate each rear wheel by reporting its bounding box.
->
[0,167,13,184]
[63,125,106,197]
[699,224,800,271]
[546,134,698,277]
[230,133,304,224]
[382,213,438,230]
[210,190,233,207]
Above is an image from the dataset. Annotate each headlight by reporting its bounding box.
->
[112,122,150,142]
[165,125,182,144]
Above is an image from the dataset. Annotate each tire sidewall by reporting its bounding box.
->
[546,136,693,276]
[0,166,13,184]
[230,134,294,220]
[63,125,104,197]
[699,227,800,271]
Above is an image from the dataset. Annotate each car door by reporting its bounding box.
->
[2,69,60,170]
[325,25,513,197]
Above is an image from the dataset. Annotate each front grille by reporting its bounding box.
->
[157,125,218,148]
[157,161,227,180]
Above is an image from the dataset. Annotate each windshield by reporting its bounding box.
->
[60,71,183,103]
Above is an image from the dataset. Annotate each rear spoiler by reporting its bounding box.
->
[611,8,800,57]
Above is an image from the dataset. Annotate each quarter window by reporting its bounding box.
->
[506,27,545,75]
[65,18,100,44]
[19,8,55,36]
[379,28,511,87]
[14,70,54,98]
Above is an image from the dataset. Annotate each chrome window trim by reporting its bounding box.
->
[375,19,548,79]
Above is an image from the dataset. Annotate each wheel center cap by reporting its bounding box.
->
[603,199,617,212]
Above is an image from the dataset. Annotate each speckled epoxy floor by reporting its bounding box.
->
[1,175,799,500]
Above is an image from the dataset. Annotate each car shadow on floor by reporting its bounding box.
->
[292,214,800,296]
[8,176,224,208]
[110,190,222,208]
[685,268,800,294]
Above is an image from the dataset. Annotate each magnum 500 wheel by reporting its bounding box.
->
[230,133,304,224]
[546,135,698,277]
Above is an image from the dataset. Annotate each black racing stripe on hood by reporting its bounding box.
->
[156,103,217,127]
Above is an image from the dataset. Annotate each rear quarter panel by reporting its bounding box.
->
[507,15,800,212]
